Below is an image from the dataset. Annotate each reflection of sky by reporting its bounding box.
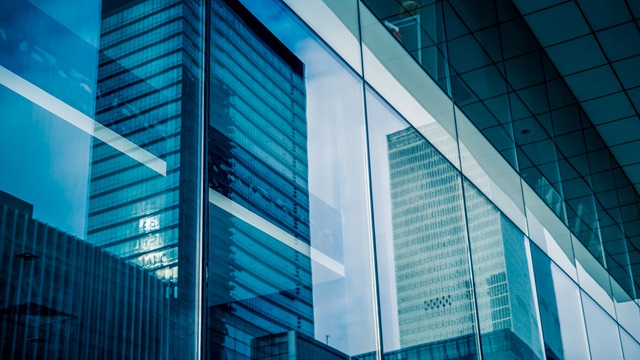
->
[28,0,101,46]
[0,85,91,238]
[365,90,409,352]
[0,1,100,237]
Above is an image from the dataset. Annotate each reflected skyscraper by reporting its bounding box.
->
[387,126,476,346]
[387,125,540,358]
[87,0,203,285]
[207,0,313,358]
[84,1,204,356]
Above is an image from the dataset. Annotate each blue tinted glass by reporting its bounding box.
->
[366,88,480,359]
[0,0,205,357]
[621,328,640,360]
[531,244,590,360]
[464,181,544,360]
[582,292,624,360]
[0,0,99,116]
[207,0,378,357]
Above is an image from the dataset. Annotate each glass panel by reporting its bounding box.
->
[366,87,480,359]
[0,0,100,115]
[0,0,205,358]
[523,184,577,281]
[531,244,590,360]
[621,327,640,360]
[575,235,616,316]
[359,2,460,170]
[463,180,544,360]
[582,292,624,360]
[612,277,640,341]
[456,108,527,234]
[283,0,362,75]
[207,0,378,358]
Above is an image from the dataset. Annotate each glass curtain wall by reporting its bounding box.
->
[3,0,640,360]
[0,0,205,358]
[206,0,379,359]
[359,0,640,302]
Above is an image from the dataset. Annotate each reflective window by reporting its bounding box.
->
[621,328,640,360]
[531,244,590,360]
[464,180,544,360]
[582,292,624,360]
[0,0,204,358]
[366,87,480,359]
[207,0,378,358]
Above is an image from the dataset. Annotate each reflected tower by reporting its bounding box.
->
[387,126,476,347]
[85,0,203,356]
[207,0,313,358]
[86,0,202,283]
[387,125,541,358]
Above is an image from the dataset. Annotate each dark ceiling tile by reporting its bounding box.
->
[581,92,636,125]
[628,87,640,110]
[596,117,640,146]
[611,140,640,166]
[524,2,591,47]
[612,55,640,89]
[577,0,632,30]
[551,105,583,135]
[460,65,508,99]
[565,65,622,101]
[447,0,497,32]
[447,35,492,73]
[512,0,567,16]
[596,22,640,62]
[504,52,545,90]
[545,35,607,75]
[546,79,576,110]
[500,18,539,59]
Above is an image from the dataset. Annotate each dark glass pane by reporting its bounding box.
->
[207,0,377,358]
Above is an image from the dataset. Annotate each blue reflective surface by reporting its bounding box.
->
[1,1,639,359]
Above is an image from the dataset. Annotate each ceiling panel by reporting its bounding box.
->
[545,35,607,75]
[612,55,640,89]
[564,65,622,101]
[610,141,640,166]
[596,22,640,62]
[523,2,591,46]
[576,0,632,30]
[596,117,640,146]
[581,92,636,125]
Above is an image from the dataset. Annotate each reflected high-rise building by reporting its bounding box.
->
[207,0,313,358]
[85,1,203,356]
[387,125,540,358]
[387,126,476,346]
[86,0,202,285]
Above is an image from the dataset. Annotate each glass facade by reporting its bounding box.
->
[2,0,640,359]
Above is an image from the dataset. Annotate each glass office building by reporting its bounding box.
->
[2,0,640,359]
